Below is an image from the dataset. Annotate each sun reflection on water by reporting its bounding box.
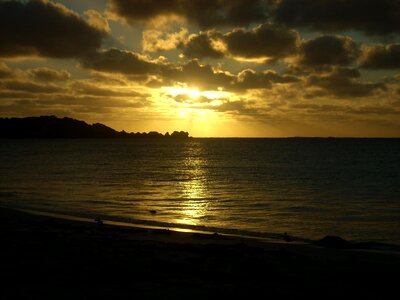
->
[175,143,211,225]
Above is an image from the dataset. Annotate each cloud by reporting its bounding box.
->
[236,70,271,89]
[1,80,66,94]
[80,49,167,75]
[0,91,37,99]
[81,53,300,93]
[347,105,400,116]
[172,94,214,104]
[299,35,360,66]
[164,59,235,90]
[141,15,189,52]
[179,31,225,59]
[360,44,400,69]
[0,94,146,117]
[178,23,300,61]
[224,22,299,59]
[88,72,128,86]
[307,67,385,97]
[143,27,188,52]
[0,0,106,58]
[109,0,267,28]
[260,70,300,84]
[214,100,249,112]
[273,0,400,36]
[84,9,111,33]
[204,99,266,120]
[0,64,147,101]
[0,62,14,78]
[70,81,145,98]
[290,102,400,117]
[28,67,71,82]
[235,69,299,90]
[165,60,301,93]
[81,53,235,89]
[0,64,149,118]
[35,95,147,109]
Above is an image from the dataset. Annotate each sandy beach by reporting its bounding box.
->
[0,207,399,299]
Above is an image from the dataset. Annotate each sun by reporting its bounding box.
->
[186,88,201,99]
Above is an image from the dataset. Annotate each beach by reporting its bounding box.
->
[1,207,399,299]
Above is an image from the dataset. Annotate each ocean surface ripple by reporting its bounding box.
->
[1,138,399,243]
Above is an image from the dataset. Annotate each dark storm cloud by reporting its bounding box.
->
[80,49,166,75]
[273,0,400,36]
[28,67,71,82]
[179,31,225,59]
[224,22,299,59]
[109,0,267,28]
[360,44,400,69]
[299,35,360,66]
[307,67,385,98]
[0,0,106,58]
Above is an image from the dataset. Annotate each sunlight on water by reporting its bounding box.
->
[176,142,210,225]
[177,180,210,225]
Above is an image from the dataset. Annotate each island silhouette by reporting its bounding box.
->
[0,116,190,139]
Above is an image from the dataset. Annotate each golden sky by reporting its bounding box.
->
[0,0,400,137]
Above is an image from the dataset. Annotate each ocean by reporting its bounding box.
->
[0,138,399,244]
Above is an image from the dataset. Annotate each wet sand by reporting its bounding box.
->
[1,207,399,299]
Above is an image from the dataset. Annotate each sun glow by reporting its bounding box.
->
[154,85,238,136]
[163,87,200,98]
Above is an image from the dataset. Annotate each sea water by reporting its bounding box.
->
[0,138,399,243]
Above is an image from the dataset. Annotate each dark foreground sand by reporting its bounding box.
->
[1,207,399,299]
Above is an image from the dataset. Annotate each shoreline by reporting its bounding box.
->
[4,205,399,251]
[1,206,400,299]
[8,206,310,244]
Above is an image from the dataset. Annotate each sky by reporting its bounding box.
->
[0,0,400,137]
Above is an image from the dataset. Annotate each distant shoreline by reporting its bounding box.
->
[1,116,399,138]
[0,115,190,139]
